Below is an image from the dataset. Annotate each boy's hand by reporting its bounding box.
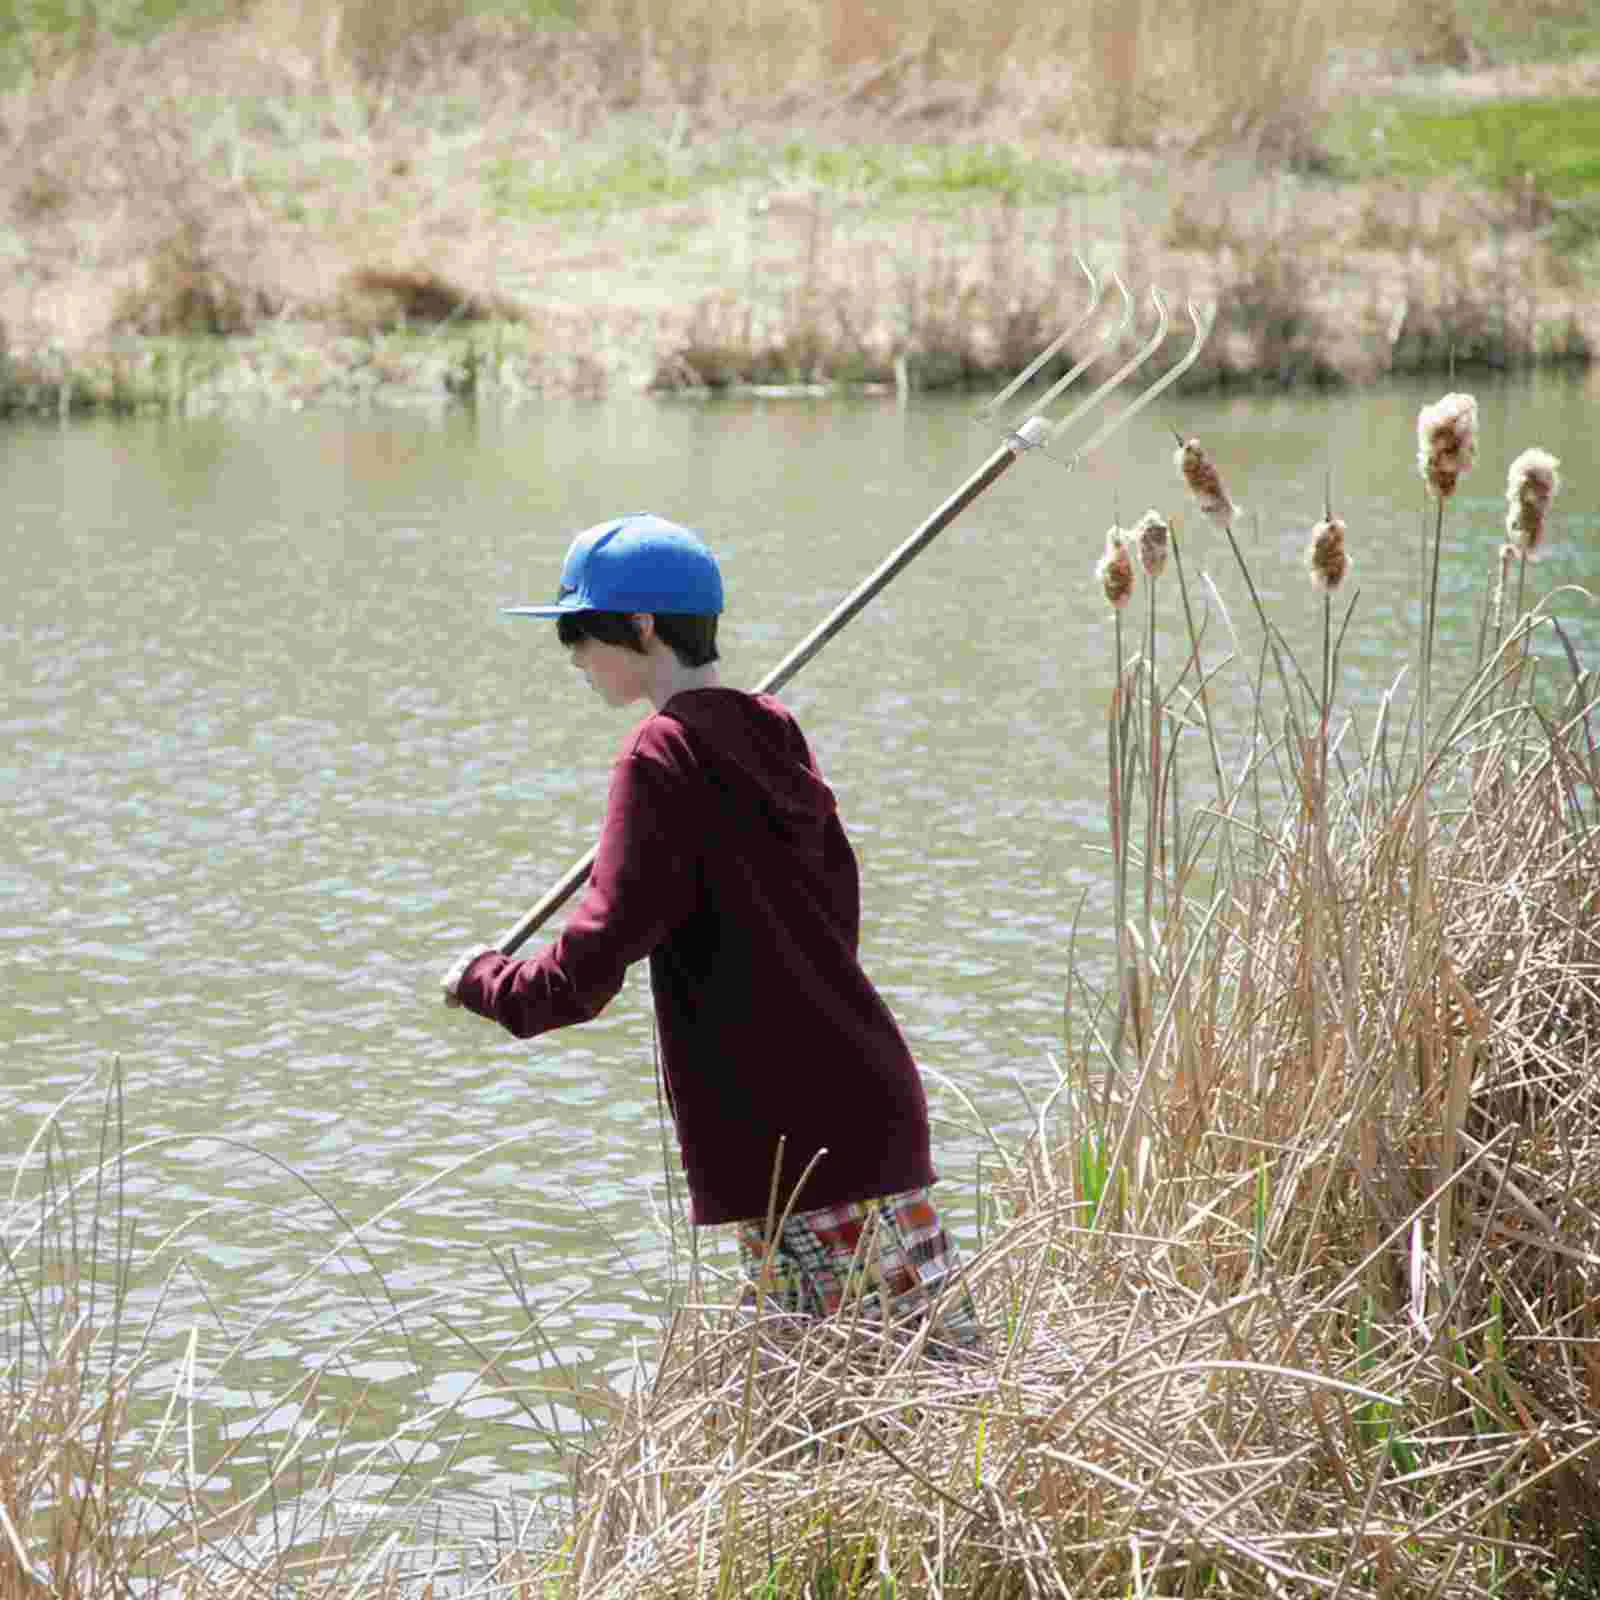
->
[442,946,494,1008]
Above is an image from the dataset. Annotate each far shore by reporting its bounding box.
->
[3,16,1597,419]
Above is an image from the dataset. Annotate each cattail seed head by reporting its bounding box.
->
[1134,510,1170,579]
[1416,392,1478,500]
[1505,446,1561,557]
[1305,516,1349,592]
[1174,437,1236,527]
[1492,541,1518,614]
[1097,527,1135,611]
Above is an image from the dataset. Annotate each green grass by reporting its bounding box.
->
[783,142,1097,205]
[1329,93,1600,194]
[487,139,1094,219]
[486,142,763,216]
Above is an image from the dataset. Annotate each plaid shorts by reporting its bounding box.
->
[736,1187,982,1353]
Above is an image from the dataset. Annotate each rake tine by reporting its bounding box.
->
[975,254,1102,426]
[1017,271,1137,426]
[1038,284,1170,458]
[1059,298,1217,468]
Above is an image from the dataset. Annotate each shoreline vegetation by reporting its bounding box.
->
[7,385,1600,1596]
[1,0,1599,415]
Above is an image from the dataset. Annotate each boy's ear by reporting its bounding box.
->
[631,613,657,647]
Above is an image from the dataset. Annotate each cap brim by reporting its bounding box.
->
[499,602,584,619]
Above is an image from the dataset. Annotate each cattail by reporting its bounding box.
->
[1134,511,1170,579]
[1097,526,1135,610]
[1492,541,1518,618]
[1504,446,1561,557]
[1305,516,1349,592]
[1415,392,1478,500]
[1174,437,1236,527]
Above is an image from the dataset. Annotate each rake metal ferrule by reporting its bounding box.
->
[1007,416,1052,452]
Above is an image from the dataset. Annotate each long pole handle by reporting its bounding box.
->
[493,420,1045,956]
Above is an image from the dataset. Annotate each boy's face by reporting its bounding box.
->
[569,634,651,708]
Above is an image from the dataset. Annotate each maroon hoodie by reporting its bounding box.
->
[455,688,936,1225]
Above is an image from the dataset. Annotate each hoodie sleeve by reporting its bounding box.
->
[456,752,696,1040]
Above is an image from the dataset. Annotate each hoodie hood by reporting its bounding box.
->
[656,687,838,841]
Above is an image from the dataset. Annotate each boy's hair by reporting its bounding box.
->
[556,609,720,668]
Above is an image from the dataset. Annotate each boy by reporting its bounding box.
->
[442,512,978,1351]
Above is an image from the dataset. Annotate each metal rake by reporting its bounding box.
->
[494,258,1216,955]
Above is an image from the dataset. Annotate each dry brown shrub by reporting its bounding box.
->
[653,205,1091,394]
[328,266,526,334]
[112,224,277,337]
[250,0,476,80]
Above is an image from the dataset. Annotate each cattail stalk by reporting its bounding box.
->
[1162,517,1235,888]
[1410,395,1476,1146]
[1305,514,1350,768]
[1414,393,1477,812]
[1175,434,1289,707]
[1098,526,1136,1099]
[1134,512,1170,945]
[1299,505,1350,1215]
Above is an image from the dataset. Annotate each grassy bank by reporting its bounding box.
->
[5,390,1599,1596]
[0,0,1596,413]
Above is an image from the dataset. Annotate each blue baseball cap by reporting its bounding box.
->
[502,513,723,619]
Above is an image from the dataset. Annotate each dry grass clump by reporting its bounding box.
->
[111,223,279,336]
[0,1072,551,1600]
[524,412,1600,1597]
[326,267,527,334]
[654,197,1590,402]
[653,210,1079,394]
[574,0,1358,155]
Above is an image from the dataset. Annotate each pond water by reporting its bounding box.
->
[3,365,1597,1530]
